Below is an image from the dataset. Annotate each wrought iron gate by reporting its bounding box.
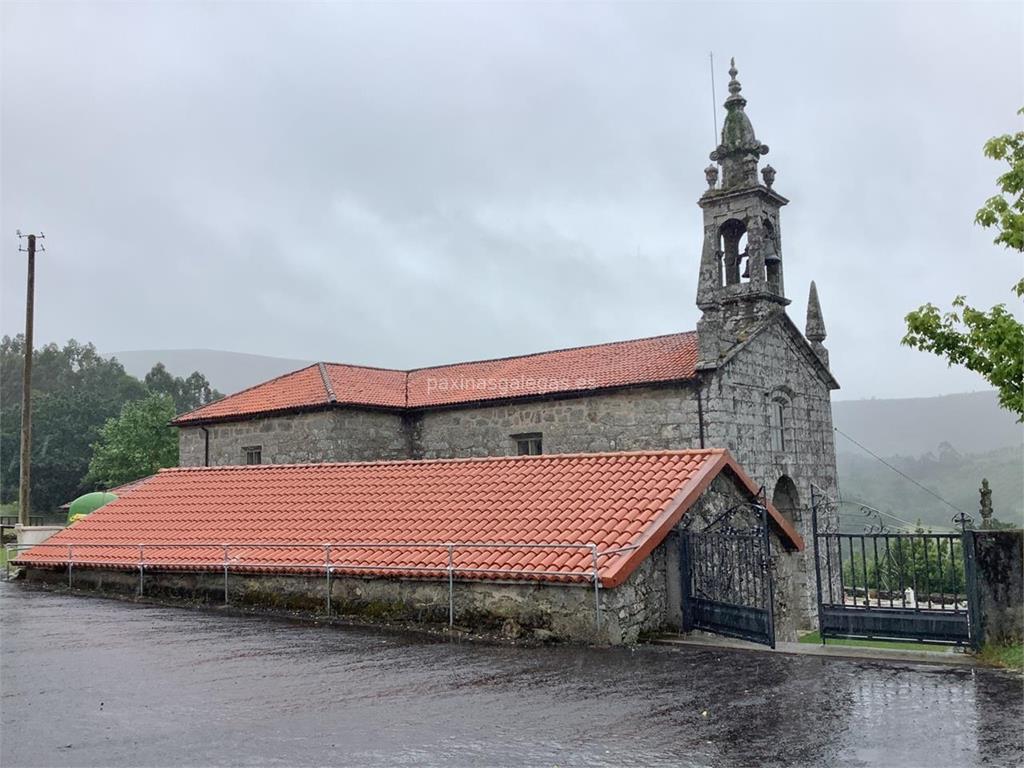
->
[810,486,981,648]
[680,500,776,648]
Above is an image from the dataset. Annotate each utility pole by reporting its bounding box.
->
[16,231,44,527]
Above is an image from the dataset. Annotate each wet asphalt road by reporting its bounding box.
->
[1,584,1022,768]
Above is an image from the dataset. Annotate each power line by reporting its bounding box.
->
[835,508,953,533]
[833,426,967,516]
[837,498,935,529]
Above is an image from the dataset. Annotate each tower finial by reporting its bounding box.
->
[805,281,827,342]
[728,57,741,97]
[708,57,768,189]
[805,280,830,368]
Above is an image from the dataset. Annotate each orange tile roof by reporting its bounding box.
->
[14,450,801,588]
[172,332,698,425]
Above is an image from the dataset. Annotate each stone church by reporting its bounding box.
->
[172,62,839,622]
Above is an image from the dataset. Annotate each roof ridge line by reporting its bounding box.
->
[161,448,727,473]
[320,360,406,374]
[403,330,698,374]
[315,330,697,375]
[318,362,338,403]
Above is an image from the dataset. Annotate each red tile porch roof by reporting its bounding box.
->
[14,449,802,588]
[172,332,699,425]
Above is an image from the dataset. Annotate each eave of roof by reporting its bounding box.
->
[600,450,803,587]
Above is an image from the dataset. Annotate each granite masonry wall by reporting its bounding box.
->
[971,530,1024,645]
[23,545,668,645]
[701,320,838,628]
[413,384,702,459]
[702,321,838,522]
[179,409,408,467]
[179,383,703,467]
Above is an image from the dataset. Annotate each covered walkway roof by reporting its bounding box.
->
[15,449,801,588]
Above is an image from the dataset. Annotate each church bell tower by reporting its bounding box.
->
[696,59,791,370]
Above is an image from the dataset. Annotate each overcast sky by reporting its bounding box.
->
[2,2,1021,401]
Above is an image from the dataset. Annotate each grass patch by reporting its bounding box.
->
[798,630,955,653]
[977,643,1024,670]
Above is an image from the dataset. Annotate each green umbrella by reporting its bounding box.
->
[67,492,118,524]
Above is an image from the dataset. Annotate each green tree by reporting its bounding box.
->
[903,111,1024,420]
[0,336,147,513]
[1,338,222,513]
[85,394,179,488]
[143,362,222,414]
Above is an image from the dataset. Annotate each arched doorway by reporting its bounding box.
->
[772,475,800,525]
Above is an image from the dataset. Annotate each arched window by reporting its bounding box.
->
[769,397,787,452]
[772,475,800,525]
[718,219,749,286]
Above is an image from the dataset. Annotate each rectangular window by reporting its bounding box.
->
[243,446,262,465]
[513,433,543,456]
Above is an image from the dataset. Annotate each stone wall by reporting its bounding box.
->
[22,554,667,645]
[971,530,1024,645]
[179,409,408,467]
[702,320,838,522]
[702,319,838,628]
[413,384,701,459]
[179,385,702,467]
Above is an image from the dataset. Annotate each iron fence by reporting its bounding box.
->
[810,485,980,646]
[680,499,776,648]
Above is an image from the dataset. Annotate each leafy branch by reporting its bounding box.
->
[903,109,1024,421]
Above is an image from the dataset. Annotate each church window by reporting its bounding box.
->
[243,445,262,465]
[513,433,543,456]
[769,400,787,452]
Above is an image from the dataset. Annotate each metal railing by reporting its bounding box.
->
[0,515,46,527]
[810,485,980,646]
[6,540,639,630]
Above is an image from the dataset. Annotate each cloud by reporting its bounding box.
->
[2,1,1021,399]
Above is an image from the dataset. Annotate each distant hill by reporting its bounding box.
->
[832,391,1021,457]
[107,349,312,395]
[833,392,1021,529]
[837,446,1023,530]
